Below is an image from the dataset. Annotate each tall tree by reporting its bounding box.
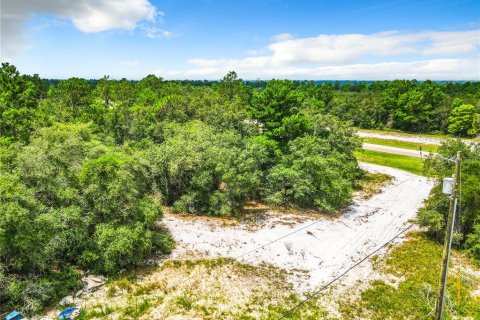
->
[0,63,42,141]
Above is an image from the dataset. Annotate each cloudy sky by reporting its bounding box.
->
[1,0,479,80]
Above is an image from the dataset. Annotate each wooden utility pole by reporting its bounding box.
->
[434,151,461,320]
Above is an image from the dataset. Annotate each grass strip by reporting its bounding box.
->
[355,149,424,175]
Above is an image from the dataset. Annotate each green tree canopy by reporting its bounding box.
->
[448,103,479,137]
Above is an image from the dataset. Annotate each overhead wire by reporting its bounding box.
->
[277,198,449,319]
[278,222,417,319]
[96,173,434,319]
[235,173,418,259]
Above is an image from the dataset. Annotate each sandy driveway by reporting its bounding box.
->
[363,142,433,158]
[163,163,434,292]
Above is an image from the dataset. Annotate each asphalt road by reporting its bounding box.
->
[362,143,433,159]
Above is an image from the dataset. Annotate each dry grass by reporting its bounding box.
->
[53,258,327,319]
[356,172,394,200]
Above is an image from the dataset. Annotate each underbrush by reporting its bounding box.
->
[0,266,81,316]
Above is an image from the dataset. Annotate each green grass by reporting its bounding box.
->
[176,292,194,311]
[355,149,425,175]
[363,137,439,153]
[340,233,480,319]
[121,298,153,318]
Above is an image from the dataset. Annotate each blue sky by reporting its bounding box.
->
[1,0,479,80]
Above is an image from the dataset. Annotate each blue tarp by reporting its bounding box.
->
[5,311,23,320]
[58,307,80,320]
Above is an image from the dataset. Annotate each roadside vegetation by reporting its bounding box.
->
[419,139,480,260]
[331,81,479,137]
[357,128,453,140]
[340,232,480,319]
[355,149,425,175]
[356,172,393,199]
[350,139,480,319]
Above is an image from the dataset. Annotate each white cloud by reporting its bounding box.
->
[121,60,140,67]
[167,30,480,80]
[266,30,480,65]
[1,0,159,60]
[245,48,267,56]
[141,25,179,39]
[169,56,480,80]
[420,31,479,55]
[272,33,294,41]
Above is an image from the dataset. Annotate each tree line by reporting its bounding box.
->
[0,64,362,314]
[0,62,479,314]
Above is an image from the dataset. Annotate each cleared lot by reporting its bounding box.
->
[163,162,434,293]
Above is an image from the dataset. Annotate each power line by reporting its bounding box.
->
[379,174,419,193]
[245,173,424,313]
[277,222,416,319]
[236,174,418,259]
[278,198,448,320]
[95,173,427,319]
[235,219,323,259]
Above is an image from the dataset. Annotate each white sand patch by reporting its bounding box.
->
[162,162,434,293]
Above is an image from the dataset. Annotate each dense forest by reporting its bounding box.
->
[0,62,479,315]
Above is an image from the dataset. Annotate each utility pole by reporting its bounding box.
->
[434,151,461,320]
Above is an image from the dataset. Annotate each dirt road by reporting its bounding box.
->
[163,162,434,292]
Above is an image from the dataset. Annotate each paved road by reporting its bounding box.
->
[363,143,433,159]
[357,130,478,146]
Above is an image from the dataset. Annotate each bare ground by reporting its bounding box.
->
[162,162,434,293]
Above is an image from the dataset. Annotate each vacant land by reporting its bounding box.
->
[35,154,480,319]
[43,215,480,320]
[161,163,432,293]
[60,259,328,320]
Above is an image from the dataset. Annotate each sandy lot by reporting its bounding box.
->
[163,162,434,293]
